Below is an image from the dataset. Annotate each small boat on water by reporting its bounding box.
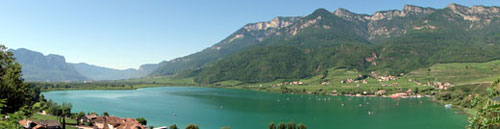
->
[444,104,452,109]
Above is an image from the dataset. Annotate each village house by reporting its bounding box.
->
[375,90,387,96]
[391,93,409,99]
[434,82,452,90]
[19,119,61,129]
[377,75,397,82]
[406,89,413,95]
[80,113,98,124]
[346,78,354,83]
[90,116,146,129]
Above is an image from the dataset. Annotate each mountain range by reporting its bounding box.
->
[8,4,500,83]
[149,3,500,83]
[8,48,157,81]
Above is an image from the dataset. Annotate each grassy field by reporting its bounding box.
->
[226,60,500,96]
[406,60,500,86]
[226,67,432,95]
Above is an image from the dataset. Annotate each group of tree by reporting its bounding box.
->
[468,78,500,128]
[0,45,41,128]
[269,121,306,129]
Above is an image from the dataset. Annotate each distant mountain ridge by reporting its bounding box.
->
[8,48,88,81]
[72,63,158,81]
[149,4,500,83]
[9,48,157,81]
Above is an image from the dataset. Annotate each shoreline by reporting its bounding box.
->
[40,84,476,117]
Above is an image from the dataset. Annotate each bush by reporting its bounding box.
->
[170,124,178,129]
[185,123,199,129]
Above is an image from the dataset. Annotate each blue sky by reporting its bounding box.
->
[0,0,498,70]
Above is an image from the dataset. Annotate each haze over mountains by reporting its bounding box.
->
[72,63,157,81]
[8,48,157,81]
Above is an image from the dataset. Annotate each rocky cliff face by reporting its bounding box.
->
[215,16,301,47]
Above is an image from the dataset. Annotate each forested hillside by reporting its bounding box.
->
[182,4,500,83]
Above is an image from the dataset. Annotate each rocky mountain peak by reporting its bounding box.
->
[471,5,500,15]
[333,8,354,16]
[403,5,435,14]
[447,3,469,12]
[367,10,406,21]
[365,5,434,21]
[334,8,367,23]
[446,3,500,23]
[243,17,300,32]
[46,54,67,64]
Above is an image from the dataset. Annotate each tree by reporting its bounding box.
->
[0,99,5,113]
[268,122,276,129]
[169,124,178,129]
[287,121,296,129]
[0,45,37,114]
[468,78,500,128]
[185,123,199,129]
[136,117,147,125]
[297,123,307,129]
[60,103,72,129]
[277,122,286,129]
[75,112,86,125]
[0,111,23,128]
[103,112,110,117]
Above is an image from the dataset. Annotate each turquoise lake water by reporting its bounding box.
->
[42,87,468,129]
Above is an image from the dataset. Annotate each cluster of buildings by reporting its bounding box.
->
[76,114,146,129]
[19,114,146,129]
[275,81,304,86]
[376,75,397,82]
[389,89,423,99]
[433,82,453,90]
[340,78,368,84]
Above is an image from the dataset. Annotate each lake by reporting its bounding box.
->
[42,87,467,129]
